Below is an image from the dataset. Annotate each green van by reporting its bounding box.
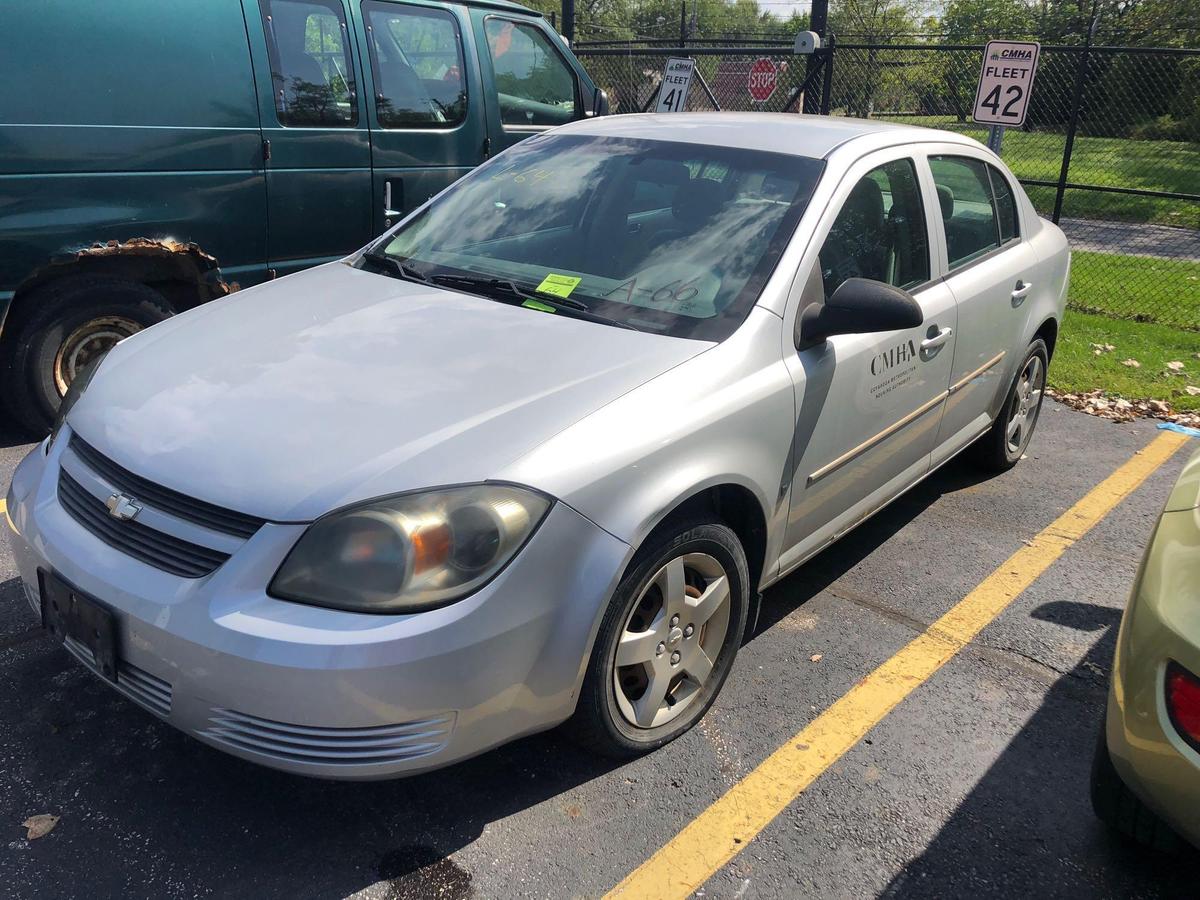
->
[0,0,605,431]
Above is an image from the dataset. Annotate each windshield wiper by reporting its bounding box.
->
[429,273,636,331]
[361,251,430,285]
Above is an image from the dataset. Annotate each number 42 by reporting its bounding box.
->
[981,84,1023,118]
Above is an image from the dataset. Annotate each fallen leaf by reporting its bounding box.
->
[22,814,59,840]
[1122,359,1141,368]
[809,653,823,663]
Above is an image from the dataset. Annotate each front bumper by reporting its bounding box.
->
[6,434,628,779]
[1106,507,1200,845]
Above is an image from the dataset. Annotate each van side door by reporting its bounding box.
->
[355,0,489,230]
[246,0,374,276]
[925,151,1038,465]
[468,12,586,155]
[778,151,958,573]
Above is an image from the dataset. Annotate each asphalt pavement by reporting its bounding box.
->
[1,402,1197,899]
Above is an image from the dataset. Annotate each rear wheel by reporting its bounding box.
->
[971,337,1048,472]
[1090,718,1182,853]
[5,278,173,433]
[568,519,749,757]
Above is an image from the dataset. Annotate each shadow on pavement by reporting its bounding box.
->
[751,454,994,640]
[880,601,1199,899]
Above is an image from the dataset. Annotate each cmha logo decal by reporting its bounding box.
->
[871,338,919,376]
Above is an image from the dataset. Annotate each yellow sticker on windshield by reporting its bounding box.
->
[536,273,582,299]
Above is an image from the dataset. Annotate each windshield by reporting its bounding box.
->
[368,134,824,340]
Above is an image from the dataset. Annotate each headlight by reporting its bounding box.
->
[49,352,107,449]
[269,484,551,613]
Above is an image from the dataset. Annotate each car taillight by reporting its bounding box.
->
[1165,662,1200,753]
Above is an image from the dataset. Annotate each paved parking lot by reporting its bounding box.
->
[1,402,1197,899]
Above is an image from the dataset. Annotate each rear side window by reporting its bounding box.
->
[483,19,578,127]
[988,164,1020,244]
[260,0,358,127]
[362,2,467,128]
[929,157,1022,265]
[819,158,930,299]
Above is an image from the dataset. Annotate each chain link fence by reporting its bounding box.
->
[576,41,1200,329]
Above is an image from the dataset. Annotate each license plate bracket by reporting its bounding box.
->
[39,570,118,682]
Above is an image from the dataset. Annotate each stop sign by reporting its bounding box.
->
[747,58,777,103]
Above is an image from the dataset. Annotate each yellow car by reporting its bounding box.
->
[1093,443,1200,850]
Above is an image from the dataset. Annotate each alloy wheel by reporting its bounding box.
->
[612,552,732,730]
[1005,354,1045,457]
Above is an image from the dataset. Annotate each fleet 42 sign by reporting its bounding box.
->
[973,40,1041,127]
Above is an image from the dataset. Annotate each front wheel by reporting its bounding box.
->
[567,520,749,758]
[4,277,173,433]
[971,337,1048,473]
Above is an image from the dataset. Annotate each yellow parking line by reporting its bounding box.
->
[607,431,1190,900]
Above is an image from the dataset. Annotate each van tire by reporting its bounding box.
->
[5,278,173,434]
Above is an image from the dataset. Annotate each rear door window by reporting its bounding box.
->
[259,0,358,127]
[928,156,1002,269]
[362,2,467,128]
[483,19,578,127]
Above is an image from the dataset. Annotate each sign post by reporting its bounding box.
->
[972,40,1041,156]
[655,57,696,113]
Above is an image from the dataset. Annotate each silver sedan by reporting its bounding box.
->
[6,113,1069,778]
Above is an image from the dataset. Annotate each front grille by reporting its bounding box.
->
[57,469,229,578]
[202,708,455,767]
[69,435,265,539]
[62,638,173,717]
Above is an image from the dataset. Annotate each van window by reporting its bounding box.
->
[362,2,467,128]
[929,156,1002,269]
[483,19,578,127]
[819,159,930,298]
[259,0,358,127]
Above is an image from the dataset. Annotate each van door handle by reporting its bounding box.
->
[384,181,401,221]
[1011,280,1033,304]
[921,326,953,354]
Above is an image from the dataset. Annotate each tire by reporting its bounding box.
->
[5,277,173,434]
[1090,718,1182,853]
[567,519,750,759]
[971,337,1049,473]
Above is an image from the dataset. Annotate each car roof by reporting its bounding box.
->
[556,113,983,160]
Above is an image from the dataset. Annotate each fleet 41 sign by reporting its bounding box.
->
[973,40,1041,127]
[655,57,695,113]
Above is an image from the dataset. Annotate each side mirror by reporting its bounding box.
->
[592,88,610,117]
[797,278,923,347]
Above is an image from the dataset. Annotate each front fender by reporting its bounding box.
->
[499,308,794,585]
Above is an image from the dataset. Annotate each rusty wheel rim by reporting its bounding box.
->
[53,316,141,396]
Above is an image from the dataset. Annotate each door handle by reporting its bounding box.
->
[1011,280,1033,304]
[384,181,401,221]
[921,326,953,353]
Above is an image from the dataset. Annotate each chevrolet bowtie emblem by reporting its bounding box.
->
[105,492,142,522]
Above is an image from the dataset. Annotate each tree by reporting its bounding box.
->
[828,1,921,117]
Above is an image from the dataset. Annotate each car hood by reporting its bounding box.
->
[68,263,708,522]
